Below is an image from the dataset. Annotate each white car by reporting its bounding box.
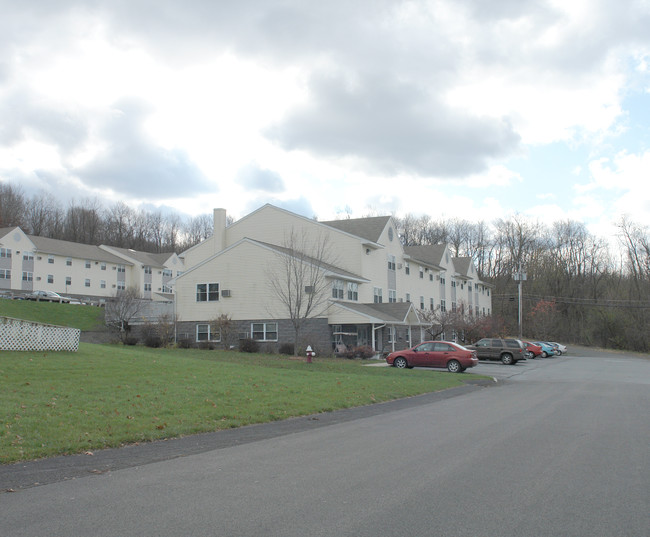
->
[548,342,567,355]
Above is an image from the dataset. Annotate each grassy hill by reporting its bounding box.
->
[0,299,105,332]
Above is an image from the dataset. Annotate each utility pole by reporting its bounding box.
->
[513,266,527,339]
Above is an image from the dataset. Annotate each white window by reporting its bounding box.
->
[163,269,172,277]
[101,263,106,271]
[347,282,358,301]
[332,279,344,299]
[419,266,424,279]
[441,300,446,312]
[0,248,12,258]
[117,265,126,273]
[23,272,33,282]
[196,283,219,302]
[388,326,395,343]
[373,287,383,303]
[66,258,73,266]
[406,293,411,302]
[162,284,172,293]
[420,296,425,309]
[48,255,54,264]
[101,280,106,289]
[23,252,34,261]
[85,279,91,287]
[144,266,152,275]
[388,289,397,303]
[47,274,54,284]
[144,283,151,291]
[0,269,10,279]
[66,276,72,286]
[452,302,457,313]
[440,276,446,285]
[252,322,278,341]
[387,255,396,271]
[405,262,410,275]
[196,324,221,342]
[117,281,125,290]
[85,260,91,269]
[430,298,434,310]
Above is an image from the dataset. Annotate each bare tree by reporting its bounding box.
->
[105,287,145,343]
[0,183,26,227]
[267,228,336,352]
[418,306,464,340]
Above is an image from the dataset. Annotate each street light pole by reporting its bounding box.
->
[513,266,527,339]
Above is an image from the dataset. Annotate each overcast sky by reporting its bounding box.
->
[1,0,649,240]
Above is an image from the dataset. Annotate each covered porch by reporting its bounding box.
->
[329,302,427,357]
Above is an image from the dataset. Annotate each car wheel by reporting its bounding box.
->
[447,359,462,373]
[542,351,548,358]
[526,351,534,359]
[393,357,408,369]
[501,353,514,365]
[555,350,562,356]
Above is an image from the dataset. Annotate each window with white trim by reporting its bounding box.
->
[48,255,54,264]
[117,281,125,290]
[388,289,397,303]
[101,262,106,270]
[347,282,358,301]
[430,298,434,310]
[405,262,410,275]
[47,274,54,284]
[387,255,396,271]
[0,269,10,279]
[144,266,152,274]
[101,280,106,289]
[373,287,383,303]
[85,279,91,287]
[66,276,72,286]
[23,252,34,261]
[196,283,219,302]
[196,324,221,342]
[419,266,424,279]
[144,283,151,291]
[406,293,411,303]
[66,258,72,266]
[332,279,344,299]
[0,248,12,258]
[440,299,446,312]
[420,296,425,309]
[117,265,126,273]
[23,272,33,282]
[388,326,395,343]
[85,260,91,269]
[252,322,278,341]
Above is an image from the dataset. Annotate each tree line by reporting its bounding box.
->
[2,182,649,351]
[0,184,214,253]
[394,213,650,352]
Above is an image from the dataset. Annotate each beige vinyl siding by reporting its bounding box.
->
[175,241,306,322]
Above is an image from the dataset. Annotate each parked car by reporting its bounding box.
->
[523,341,543,359]
[25,290,71,303]
[386,341,479,373]
[465,338,526,365]
[547,342,567,355]
[533,341,556,358]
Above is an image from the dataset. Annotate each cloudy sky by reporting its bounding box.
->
[1,0,649,240]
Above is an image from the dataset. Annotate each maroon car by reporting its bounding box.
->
[524,341,542,359]
[386,341,479,373]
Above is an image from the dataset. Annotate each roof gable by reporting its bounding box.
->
[321,216,392,244]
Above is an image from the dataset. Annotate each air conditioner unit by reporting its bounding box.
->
[37,256,42,260]
[112,266,117,270]
[397,263,403,269]
[221,290,232,297]
[112,284,116,288]
[36,276,41,281]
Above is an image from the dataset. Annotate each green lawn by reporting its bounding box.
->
[0,299,105,331]
[0,344,472,463]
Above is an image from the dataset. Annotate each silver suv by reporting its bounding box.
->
[466,338,526,365]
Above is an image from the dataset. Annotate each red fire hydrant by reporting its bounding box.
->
[306,345,315,363]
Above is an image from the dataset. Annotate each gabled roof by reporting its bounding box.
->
[27,235,129,264]
[403,244,448,270]
[174,237,369,284]
[321,216,392,244]
[100,245,176,268]
[451,257,472,279]
[332,301,423,325]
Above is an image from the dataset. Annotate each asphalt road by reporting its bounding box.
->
[2,348,649,537]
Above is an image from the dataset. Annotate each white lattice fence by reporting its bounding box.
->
[0,317,81,352]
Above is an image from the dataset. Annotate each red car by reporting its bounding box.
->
[524,341,542,359]
[386,341,478,373]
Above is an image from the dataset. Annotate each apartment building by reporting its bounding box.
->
[174,204,492,354]
[0,226,182,302]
